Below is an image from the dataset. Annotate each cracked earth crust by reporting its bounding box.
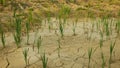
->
[0,19,120,68]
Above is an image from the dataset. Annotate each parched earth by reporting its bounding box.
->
[0,19,120,68]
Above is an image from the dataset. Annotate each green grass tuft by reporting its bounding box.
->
[41,52,48,68]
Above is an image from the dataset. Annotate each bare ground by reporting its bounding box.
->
[0,18,120,68]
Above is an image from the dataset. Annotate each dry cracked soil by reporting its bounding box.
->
[0,18,120,68]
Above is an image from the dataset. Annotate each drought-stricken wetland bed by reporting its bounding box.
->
[0,0,120,68]
[0,18,120,68]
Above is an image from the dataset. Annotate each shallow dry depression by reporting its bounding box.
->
[0,18,120,68]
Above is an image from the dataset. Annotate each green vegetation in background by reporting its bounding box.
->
[0,0,6,6]
[59,5,71,26]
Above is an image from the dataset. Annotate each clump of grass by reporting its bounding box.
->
[69,0,77,3]
[100,31,103,48]
[33,29,39,51]
[57,5,71,38]
[116,20,120,36]
[59,22,64,38]
[0,26,6,48]
[102,17,110,38]
[88,48,93,68]
[58,17,63,38]
[88,22,95,40]
[13,7,17,17]
[47,11,52,32]
[87,22,95,41]
[109,19,114,35]
[50,0,54,2]
[0,0,6,5]
[91,22,94,33]
[99,31,106,68]
[13,16,22,48]
[28,8,33,23]
[96,21,100,32]
[109,0,113,2]
[23,48,29,66]
[72,18,78,36]
[61,5,71,17]
[59,5,71,28]
[37,36,42,53]
[101,52,106,68]
[41,52,48,68]
[37,16,43,28]
[105,21,109,37]
[26,21,30,45]
[25,8,33,45]
[118,10,120,17]
[109,40,116,68]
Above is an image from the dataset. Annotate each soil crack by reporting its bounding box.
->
[5,57,10,68]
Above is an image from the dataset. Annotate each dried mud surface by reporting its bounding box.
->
[0,19,120,68]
